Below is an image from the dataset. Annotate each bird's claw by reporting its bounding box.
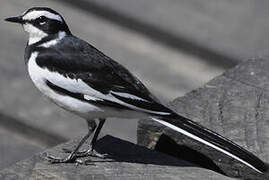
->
[45,153,82,164]
[62,147,109,159]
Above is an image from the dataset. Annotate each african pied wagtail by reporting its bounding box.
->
[5,7,267,173]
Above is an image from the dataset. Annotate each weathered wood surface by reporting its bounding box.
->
[0,135,232,180]
[0,126,43,170]
[138,59,269,179]
[2,1,269,179]
[72,0,269,63]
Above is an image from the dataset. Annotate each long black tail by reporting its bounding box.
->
[151,112,267,174]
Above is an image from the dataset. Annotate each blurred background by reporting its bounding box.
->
[1,0,269,170]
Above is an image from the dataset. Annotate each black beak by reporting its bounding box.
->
[5,16,23,24]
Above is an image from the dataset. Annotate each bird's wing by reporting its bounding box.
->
[35,37,171,115]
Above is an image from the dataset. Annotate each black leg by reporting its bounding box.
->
[91,118,106,149]
[46,120,97,163]
[62,118,107,158]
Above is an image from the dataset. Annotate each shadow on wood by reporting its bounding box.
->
[94,135,193,167]
[155,134,225,175]
[0,135,232,180]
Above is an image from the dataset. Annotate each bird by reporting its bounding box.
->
[4,7,267,174]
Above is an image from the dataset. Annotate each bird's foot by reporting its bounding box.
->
[45,153,83,165]
[62,148,90,157]
[62,147,108,159]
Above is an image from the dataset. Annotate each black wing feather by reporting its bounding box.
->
[35,35,167,114]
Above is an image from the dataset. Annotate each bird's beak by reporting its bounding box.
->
[5,16,24,24]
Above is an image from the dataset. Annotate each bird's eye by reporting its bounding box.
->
[37,16,47,24]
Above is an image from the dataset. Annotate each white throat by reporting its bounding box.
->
[39,31,66,48]
[23,24,67,46]
[24,23,48,45]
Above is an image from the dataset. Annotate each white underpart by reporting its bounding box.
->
[151,118,262,174]
[23,10,62,22]
[23,24,48,45]
[39,31,66,48]
[111,91,148,102]
[27,52,170,117]
[28,52,102,115]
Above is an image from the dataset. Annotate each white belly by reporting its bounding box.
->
[27,52,104,118]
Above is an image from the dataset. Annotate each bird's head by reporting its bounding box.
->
[5,7,71,45]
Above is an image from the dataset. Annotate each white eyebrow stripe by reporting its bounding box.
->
[23,10,62,22]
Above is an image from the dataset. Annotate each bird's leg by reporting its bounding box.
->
[87,118,106,158]
[62,118,107,158]
[46,120,97,163]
